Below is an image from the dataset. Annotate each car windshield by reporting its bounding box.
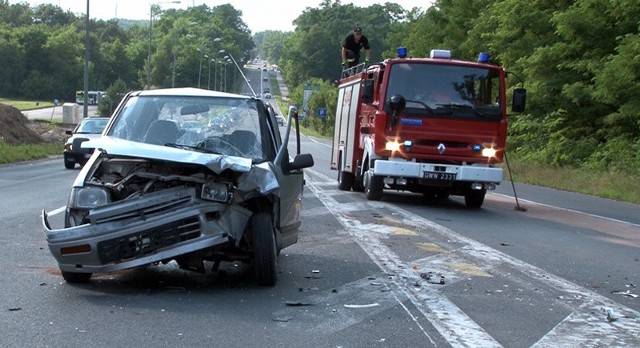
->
[386,63,503,120]
[76,118,108,134]
[108,95,266,161]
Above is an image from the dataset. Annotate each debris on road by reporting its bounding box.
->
[344,303,380,309]
[420,271,445,285]
[285,301,314,307]
[272,315,293,322]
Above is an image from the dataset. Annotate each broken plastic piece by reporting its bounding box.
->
[344,303,380,309]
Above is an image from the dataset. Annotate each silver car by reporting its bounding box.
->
[42,87,314,286]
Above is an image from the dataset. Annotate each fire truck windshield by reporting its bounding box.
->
[386,63,503,120]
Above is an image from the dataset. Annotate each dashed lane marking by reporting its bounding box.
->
[305,168,640,347]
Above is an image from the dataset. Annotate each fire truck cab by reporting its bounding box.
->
[330,48,525,208]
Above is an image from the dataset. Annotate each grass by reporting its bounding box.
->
[0,141,63,165]
[0,98,55,110]
[504,156,640,204]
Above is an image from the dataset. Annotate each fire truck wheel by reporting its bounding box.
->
[364,171,383,200]
[338,171,354,191]
[464,189,486,209]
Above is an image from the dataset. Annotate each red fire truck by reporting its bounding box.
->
[330,48,526,208]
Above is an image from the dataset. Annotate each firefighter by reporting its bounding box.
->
[341,26,371,69]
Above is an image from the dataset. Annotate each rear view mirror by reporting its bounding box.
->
[511,87,526,113]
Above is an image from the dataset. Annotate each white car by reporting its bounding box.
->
[43,87,314,286]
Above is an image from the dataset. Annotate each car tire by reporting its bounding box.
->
[252,212,277,286]
[464,189,486,209]
[64,160,75,169]
[364,170,383,201]
[61,270,92,283]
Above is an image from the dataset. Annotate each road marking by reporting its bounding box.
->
[305,169,501,347]
[305,168,640,347]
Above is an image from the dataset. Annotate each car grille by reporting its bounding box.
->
[97,217,201,264]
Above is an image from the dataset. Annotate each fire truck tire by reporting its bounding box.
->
[338,171,353,191]
[464,189,486,209]
[364,171,383,200]
[352,161,365,192]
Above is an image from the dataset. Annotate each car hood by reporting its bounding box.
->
[84,136,254,173]
[77,136,279,200]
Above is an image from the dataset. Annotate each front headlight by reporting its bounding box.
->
[481,148,497,158]
[70,187,110,208]
[201,182,231,203]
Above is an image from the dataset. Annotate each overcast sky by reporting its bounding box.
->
[11,0,431,33]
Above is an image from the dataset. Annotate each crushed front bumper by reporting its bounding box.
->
[42,187,252,274]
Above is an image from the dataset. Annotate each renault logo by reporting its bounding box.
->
[437,143,446,155]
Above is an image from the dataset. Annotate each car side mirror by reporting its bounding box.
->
[72,137,90,150]
[511,87,526,113]
[362,79,374,104]
[288,153,314,171]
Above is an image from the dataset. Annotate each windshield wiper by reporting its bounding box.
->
[404,99,444,115]
[164,143,221,154]
[435,103,489,117]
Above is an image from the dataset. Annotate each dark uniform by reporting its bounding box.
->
[342,31,370,68]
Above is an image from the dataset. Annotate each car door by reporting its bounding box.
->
[268,105,307,248]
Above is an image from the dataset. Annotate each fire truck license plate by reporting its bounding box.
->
[423,171,456,181]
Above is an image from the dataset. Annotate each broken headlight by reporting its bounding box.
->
[70,187,110,208]
[201,182,232,203]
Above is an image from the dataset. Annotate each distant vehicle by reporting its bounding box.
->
[264,93,272,99]
[76,90,105,105]
[63,116,109,169]
[275,114,285,126]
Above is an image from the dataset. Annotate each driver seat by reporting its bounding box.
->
[143,120,180,145]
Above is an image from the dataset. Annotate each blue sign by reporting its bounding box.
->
[400,118,423,126]
[317,107,327,119]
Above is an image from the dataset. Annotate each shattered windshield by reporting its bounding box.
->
[108,95,266,161]
[386,63,503,120]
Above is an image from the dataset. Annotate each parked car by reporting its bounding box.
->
[63,116,109,169]
[43,87,314,286]
[275,114,285,126]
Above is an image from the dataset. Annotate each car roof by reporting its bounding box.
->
[131,87,251,99]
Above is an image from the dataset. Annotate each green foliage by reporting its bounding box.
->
[0,140,62,164]
[97,78,127,116]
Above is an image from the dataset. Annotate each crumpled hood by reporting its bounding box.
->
[85,136,253,173]
[78,136,280,200]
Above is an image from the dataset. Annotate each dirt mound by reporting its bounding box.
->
[0,104,69,144]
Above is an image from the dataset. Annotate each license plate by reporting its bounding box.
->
[423,171,456,181]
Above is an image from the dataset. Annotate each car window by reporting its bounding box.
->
[109,96,267,161]
[77,118,107,134]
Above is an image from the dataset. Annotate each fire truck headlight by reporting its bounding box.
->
[482,148,497,158]
[385,140,401,152]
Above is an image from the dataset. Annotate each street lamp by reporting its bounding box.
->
[206,55,212,89]
[197,48,203,88]
[224,51,255,96]
[147,1,181,90]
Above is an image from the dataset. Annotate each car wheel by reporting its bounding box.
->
[464,189,486,209]
[364,170,383,201]
[252,212,277,286]
[64,160,75,169]
[61,270,92,283]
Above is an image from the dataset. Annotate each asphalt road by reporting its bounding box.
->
[4,77,639,347]
[1,126,639,347]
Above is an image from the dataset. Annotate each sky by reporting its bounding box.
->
[11,0,430,33]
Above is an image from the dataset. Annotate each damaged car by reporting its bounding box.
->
[42,87,314,286]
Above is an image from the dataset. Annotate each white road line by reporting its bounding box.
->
[305,168,640,347]
[305,169,501,347]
